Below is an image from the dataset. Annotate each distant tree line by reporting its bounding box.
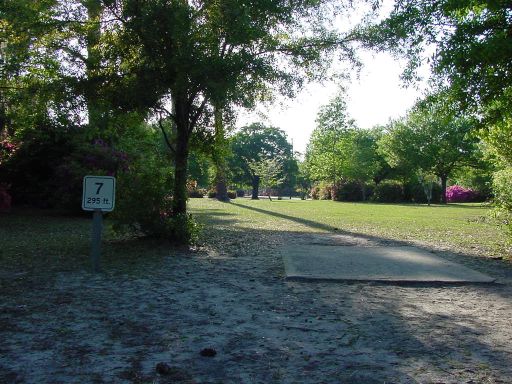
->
[304,89,491,205]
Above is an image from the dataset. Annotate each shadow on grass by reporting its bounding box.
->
[229,201,414,247]
[229,201,336,232]
[192,209,238,227]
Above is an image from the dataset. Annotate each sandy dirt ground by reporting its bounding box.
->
[1,229,512,384]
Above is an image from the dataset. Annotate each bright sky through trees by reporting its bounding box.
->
[237,49,429,154]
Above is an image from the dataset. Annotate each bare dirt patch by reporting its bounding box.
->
[1,229,512,383]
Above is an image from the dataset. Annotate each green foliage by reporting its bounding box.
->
[492,167,512,240]
[483,116,512,167]
[113,172,201,242]
[372,182,404,203]
[379,93,478,202]
[107,123,203,244]
[305,93,385,190]
[230,123,295,197]
[227,190,237,200]
[451,165,494,200]
[305,93,353,184]
[249,157,285,200]
[315,91,356,133]
[318,184,332,200]
[111,167,173,237]
[361,0,512,229]
[404,180,442,205]
[361,0,512,125]
[331,181,367,202]
[113,0,364,215]
[310,185,320,200]
[188,151,212,188]
[1,125,76,208]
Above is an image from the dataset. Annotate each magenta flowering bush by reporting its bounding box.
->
[0,139,18,166]
[445,185,476,203]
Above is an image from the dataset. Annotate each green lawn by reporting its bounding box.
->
[189,198,508,258]
[0,199,508,277]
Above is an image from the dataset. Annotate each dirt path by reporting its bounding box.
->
[1,230,512,383]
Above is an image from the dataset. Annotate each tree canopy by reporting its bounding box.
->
[305,92,385,200]
[379,93,478,203]
[361,0,512,123]
[230,123,294,199]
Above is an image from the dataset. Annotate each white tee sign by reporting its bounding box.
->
[82,176,116,212]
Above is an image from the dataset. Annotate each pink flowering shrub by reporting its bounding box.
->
[445,185,476,203]
[0,139,18,165]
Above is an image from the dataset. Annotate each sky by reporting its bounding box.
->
[236,50,429,154]
[236,1,431,154]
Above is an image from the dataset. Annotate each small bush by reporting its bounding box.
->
[296,188,308,200]
[187,180,206,198]
[227,190,237,199]
[207,190,217,198]
[236,189,245,197]
[318,182,332,200]
[331,182,363,202]
[54,139,130,211]
[110,163,173,237]
[493,168,512,211]
[492,167,512,238]
[405,182,442,204]
[310,186,320,200]
[162,212,202,245]
[372,182,404,203]
[0,138,17,166]
[108,127,205,243]
[188,190,204,198]
[445,185,477,203]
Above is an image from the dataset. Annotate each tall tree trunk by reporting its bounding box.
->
[251,175,260,200]
[172,95,191,216]
[213,105,229,201]
[173,129,189,215]
[215,166,229,201]
[85,0,104,134]
[440,175,448,204]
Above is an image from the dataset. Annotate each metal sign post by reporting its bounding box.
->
[91,209,103,272]
[82,176,116,272]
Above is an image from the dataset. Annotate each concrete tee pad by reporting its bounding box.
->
[282,245,495,283]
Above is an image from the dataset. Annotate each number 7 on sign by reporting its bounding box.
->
[95,182,104,195]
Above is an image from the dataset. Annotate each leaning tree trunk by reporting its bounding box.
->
[251,176,260,200]
[213,105,229,201]
[440,175,448,204]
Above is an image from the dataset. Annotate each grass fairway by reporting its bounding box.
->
[190,198,508,258]
[0,199,507,276]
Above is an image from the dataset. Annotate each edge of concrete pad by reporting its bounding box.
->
[284,274,497,285]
